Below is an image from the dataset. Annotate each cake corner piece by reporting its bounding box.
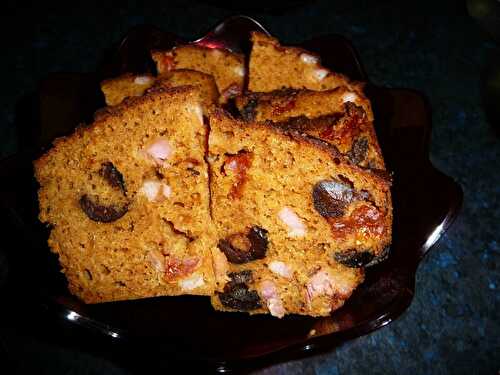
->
[34,86,218,303]
[207,111,390,317]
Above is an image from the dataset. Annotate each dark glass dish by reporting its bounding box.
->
[0,16,462,372]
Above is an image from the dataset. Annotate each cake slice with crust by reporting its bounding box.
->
[235,87,385,170]
[100,70,219,115]
[248,32,359,93]
[151,44,245,102]
[34,86,222,303]
[207,109,392,317]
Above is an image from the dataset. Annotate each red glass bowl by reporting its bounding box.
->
[0,15,462,372]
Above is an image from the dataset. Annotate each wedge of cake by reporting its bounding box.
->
[34,87,222,303]
[101,69,219,115]
[151,44,245,102]
[235,87,384,170]
[236,86,373,122]
[207,109,392,317]
[100,73,155,106]
[248,32,361,93]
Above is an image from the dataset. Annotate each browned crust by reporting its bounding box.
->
[264,114,342,134]
[240,87,302,102]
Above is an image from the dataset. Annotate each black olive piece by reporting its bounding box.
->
[347,137,369,165]
[365,246,391,267]
[218,226,268,264]
[227,270,253,286]
[240,95,259,121]
[218,283,262,310]
[79,195,128,223]
[334,249,375,268]
[267,114,339,134]
[312,179,355,218]
[99,162,126,194]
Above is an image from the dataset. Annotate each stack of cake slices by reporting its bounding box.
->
[35,32,392,317]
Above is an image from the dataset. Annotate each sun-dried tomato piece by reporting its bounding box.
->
[327,205,385,239]
[223,151,253,199]
[351,205,385,236]
[319,102,365,141]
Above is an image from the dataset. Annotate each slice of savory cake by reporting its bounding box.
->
[235,87,385,170]
[100,73,155,106]
[34,87,220,303]
[152,69,219,114]
[101,70,219,115]
[207,109,392,317]
[248,32,358,93]
[236,86,373,123]
[151,44,245,102]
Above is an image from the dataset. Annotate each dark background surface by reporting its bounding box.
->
[1,0,499,374]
